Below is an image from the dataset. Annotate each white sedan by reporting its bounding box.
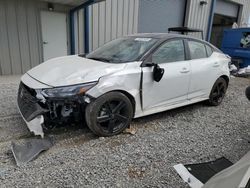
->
[17,33,230,137]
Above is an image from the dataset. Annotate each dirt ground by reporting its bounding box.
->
[0,75,249,187]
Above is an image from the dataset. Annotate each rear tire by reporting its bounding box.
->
[85,92,133,137]
[246,86,250,101]
[207,77,228,106]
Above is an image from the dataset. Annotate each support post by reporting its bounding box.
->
[206,0,216,41]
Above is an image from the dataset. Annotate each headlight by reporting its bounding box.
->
[41,82,97,98]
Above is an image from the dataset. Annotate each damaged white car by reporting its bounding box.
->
[17,33,230,137]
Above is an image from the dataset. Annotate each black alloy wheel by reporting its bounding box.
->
[208,77,227,106]
[85,92,133,137]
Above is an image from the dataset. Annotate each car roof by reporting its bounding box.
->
[127,33,221,52]
[127,33,199,40]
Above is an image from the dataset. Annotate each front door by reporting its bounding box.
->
[142,39,190,110]
[41,11,68,61]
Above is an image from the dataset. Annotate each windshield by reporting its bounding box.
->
[86,37,158,63]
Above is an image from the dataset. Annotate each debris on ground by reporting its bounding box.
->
[174,157,233,188]
[123,127,137,135]
[174,164,203,188]
[231,65,250,77]
[11,138,53,166]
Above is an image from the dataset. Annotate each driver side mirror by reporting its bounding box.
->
[145,62,165,82]
[153,64,165,82]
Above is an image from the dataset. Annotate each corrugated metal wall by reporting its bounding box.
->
[1,0,250,75]
[72,9,85,54]
[89,0,139,51]
[74,0,250,46]
[185,0,212,39]
[0,0,41,75]
[74,0,139,53]
[137,0,186,33]
[186,0,250,39]
[238,0,250,26]
[0,0,71,75]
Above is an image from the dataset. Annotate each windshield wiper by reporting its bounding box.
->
[88,57,111,62]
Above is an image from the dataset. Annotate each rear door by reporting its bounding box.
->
[187,40,218,99]
[142,39,191,110]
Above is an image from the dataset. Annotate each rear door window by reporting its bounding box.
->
[205,45,213,57]
[188,41,207,59]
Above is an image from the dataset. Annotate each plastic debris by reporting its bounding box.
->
[229,64,237,72]
[236,66,250,76]
[174,157,233,188]
[11,138,53,166]
[174,164,203,188]
[124,127,137,135]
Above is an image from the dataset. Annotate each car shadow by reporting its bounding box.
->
[133,101,207,124]
[46,101,209,138]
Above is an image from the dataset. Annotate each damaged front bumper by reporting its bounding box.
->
[17,82,48,137]
[17,82,92,137]
[17,106,45,138]
[25,115,45,138]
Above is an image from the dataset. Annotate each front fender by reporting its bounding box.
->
[86,63,142,115]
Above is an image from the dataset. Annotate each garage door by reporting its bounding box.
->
[138,0,186,33]
[215,0,239,18]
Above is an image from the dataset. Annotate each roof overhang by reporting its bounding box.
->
[38,0,104,7]
[168,27,204,39]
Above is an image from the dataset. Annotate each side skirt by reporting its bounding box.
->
[134,97,208,118]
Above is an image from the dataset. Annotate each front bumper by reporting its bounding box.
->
[17,82,48,121]
[17,82,48,137]
[17,108,45,138]
[25,115,45,138]
[17,82,89,137]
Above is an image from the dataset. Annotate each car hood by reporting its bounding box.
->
[27,55,127,87]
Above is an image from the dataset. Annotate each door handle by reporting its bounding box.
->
[180,67,190,73]
[43,41,48,45]
[213,62,220,67]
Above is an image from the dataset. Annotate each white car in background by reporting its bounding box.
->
[17,33,230,137]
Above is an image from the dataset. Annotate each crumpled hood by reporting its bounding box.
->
[27,55,126,87]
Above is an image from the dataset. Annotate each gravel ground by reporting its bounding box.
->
[0,75,249,188]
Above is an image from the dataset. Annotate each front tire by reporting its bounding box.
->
[85,92,133,137]
[207,77,228,106]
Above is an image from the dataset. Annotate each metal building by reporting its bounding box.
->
[0,0,250,75]
[0,0,72,75]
